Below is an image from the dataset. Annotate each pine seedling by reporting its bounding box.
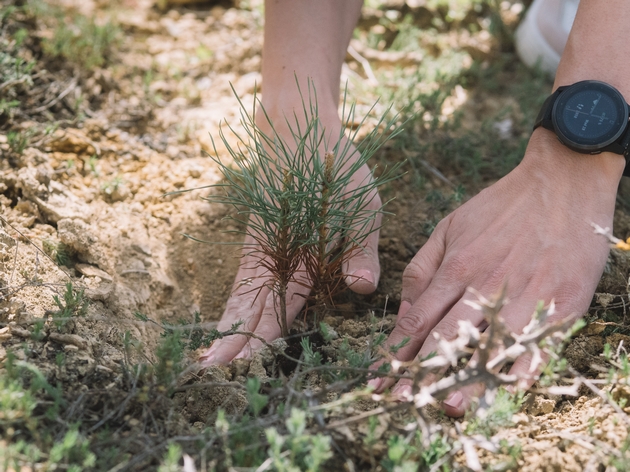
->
[195,81,404,336]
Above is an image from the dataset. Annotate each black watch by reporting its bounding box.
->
[534,80,630,176]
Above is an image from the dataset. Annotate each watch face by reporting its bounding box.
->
[552,80,629,152]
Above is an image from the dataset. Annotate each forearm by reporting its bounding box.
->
[556,0,630,94]
[261,0,362,119]
[527,0,628,188]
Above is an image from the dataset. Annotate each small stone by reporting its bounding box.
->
[76,263,113,282]
[596,292,615,308]
[188,165,202,178]
[49,332,88,350]
[511,412,529,425]
[0,326,11,341]
[526,395,556,416]
[230,358,251,378]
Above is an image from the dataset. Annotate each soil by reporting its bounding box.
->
[2,0,630,470]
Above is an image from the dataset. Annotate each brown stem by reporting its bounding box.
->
[276,169,292,337]
[313,152,335,312]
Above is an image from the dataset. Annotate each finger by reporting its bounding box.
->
[390,296,487,398]
[415,295,487,362]
[236,269,312,358]
[343,191,381,295]
[367,221,452,391]
[373,281,465,393]
[398,217,450,317]
[505,349,550,392]
[199,284,270,365]
[443,382,483,418]
[441,294,555,417]
[199,246,272,366]
[504,302,579,391]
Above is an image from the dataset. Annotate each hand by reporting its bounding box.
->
[199,116,381,366]
[371,129,624,416]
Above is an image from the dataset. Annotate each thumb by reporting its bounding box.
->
[343,201,381,295]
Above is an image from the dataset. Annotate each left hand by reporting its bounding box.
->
[370,129,624,417]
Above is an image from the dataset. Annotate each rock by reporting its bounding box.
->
[57,218,104,266]
[230,358,250,378]
[525,395,556,416]
[102,182,131,202]
[76,263,113,282]
[247,352,268,381]
[338,319,371,338]
[0,326,11,341]
[0,226,16,250]
[511,412,529,425]
[596,292,615,308]
[49,332,89,350]
[85,283,114,301]
[72,352,96,376]
[31,181,91,223]
[174,366,248,422]
[48,130,96,155]
[10,325,31,338]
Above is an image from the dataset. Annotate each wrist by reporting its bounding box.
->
[523,128,625,190]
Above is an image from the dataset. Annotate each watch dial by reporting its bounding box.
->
[553,81,628,151]
[562,90,618,139]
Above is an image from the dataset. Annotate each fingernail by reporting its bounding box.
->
[443,391,463,410]
[392,384,412,400]
[367,378,383,391]
[398,300,411,317]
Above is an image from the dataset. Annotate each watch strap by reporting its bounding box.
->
[618,128,630,176]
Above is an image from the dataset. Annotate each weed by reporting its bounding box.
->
[155,327,186,390]
[42,239,73,267]
[0,98,19,116]
[86,155,100,176]
[381,432,450,471]
[265,408,333,472]
[32,1,121,70]
[7,129,33,155]
[101,175,124,197]
[465,388,523,437]
[246,377,269,417]
[49,282,88,329]
[158,443,183,472]
[0,354,95,472]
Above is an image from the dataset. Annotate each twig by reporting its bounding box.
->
[406,152,456,188]
[349,39,424,65]
[347,45,379,86]
[173,381,247,393]
[29,77,78,114]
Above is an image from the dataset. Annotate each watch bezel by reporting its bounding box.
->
[551,80,629,153]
